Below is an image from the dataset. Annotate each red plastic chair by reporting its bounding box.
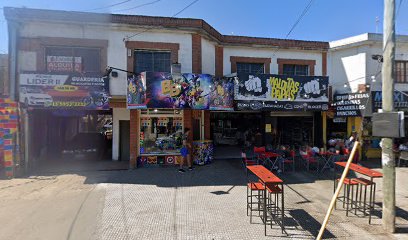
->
[282,150,296,172]
[253,146,266,162]
[300,151,319,172]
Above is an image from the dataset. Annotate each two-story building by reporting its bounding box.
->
[329,33,408,159]
[4,7,329,171]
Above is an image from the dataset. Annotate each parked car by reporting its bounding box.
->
[61,132,106,160]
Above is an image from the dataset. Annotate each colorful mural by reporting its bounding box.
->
[192,140,213,165]
[127,74,147,109]
[209,77,234,111]
[0,98,19,178]
[145,72,212,109]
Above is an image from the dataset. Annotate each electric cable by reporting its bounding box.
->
[84,0,134,12]
[113,0,162,13]
[123,0,199,41]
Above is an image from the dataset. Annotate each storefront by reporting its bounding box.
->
[128,72,221,167]
[19,73,112,169]
[234,73,329,150]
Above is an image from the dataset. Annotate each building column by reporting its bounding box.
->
[129,109,140,169]
[192,34,202,73]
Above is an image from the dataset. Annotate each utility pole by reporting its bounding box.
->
[382,0,396,233]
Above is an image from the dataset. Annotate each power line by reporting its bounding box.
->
[123,0,200,41]
[113,0,162,12]
[84,0,134,12]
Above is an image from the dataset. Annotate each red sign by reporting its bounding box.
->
[47,56,82,73]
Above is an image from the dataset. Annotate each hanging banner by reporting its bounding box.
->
[145,72,212,109]
[209,77,234,111]
[46,56,82,73]
[333,93,370,116]
[19,73,109,109]
[235,73,329,111]
[127,74,147,109]
[372,91,408,111]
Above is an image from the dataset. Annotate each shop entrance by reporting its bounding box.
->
[27,109,112,170]
[265,112,316,150]
[119,120,130,162]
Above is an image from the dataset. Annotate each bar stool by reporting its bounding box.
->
[264,183,284,233]
[354,177,376,224]
[247,182,265,223]
[334,177,359,216]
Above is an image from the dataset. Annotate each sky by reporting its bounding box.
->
[0,0,407,54]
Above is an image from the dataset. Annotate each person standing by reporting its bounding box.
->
[179,128,193,172]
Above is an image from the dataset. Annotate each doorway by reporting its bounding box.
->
[119,120,130,161]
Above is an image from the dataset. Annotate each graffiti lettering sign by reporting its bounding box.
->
[19,73,109,109]
[145,72,212,109]
[333,93,370,117]
[235,73,329,111]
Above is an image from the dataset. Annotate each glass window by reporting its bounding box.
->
[283,64,309,76]
[236,62,264,74]
[134,50,171,74]
[46,47,101,73]
[395,61,408,83]
[140,109,183,155]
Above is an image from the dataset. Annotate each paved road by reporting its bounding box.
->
[0,159,407,240]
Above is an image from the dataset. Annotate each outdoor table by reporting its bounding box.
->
[263,152,280,170]
[246,165,284,235]
[319,152,337,173]
[334,162,383,223]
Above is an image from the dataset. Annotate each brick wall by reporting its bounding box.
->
[230,56,271,74]
[277,58,316,75]
[125,41,180,73]
[204,111,210,140]
[183,109,193,143]
[215,46,223,77]
[322,52,327,76]
[192,34,202,73]
[129,109,139,168]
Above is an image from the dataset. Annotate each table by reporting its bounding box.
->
[319,152,337,173]
[334,162,383,223]
[247,165,284,235]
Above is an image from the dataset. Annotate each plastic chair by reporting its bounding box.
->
[282,150,296,172]
[253,146,266,163]
[300,151,319,172]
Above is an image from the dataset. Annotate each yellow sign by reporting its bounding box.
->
[54,85,78,92]
[265,124,272,133]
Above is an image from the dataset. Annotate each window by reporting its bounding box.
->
[134,50,171,74]
[282,64,309,76]
[236,62,264,74]
[140,109,183,155]
[46,47,101,73]
[396,61,408,83]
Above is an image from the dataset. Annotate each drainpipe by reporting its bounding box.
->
[8,20,18,100]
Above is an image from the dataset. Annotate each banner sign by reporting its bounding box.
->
[372,91,408,110]
[145,72,212,109]
[127,74,147,109]
[333,93,370,116]
[19,73,109,109]
[46,56,82,73]
[209,77,234,111]
[235,73,329,111]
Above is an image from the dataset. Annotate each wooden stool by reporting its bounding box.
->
[265,183,284,233]
[247,182,265,223]
[354,177,376,224]
[334,178,359,216]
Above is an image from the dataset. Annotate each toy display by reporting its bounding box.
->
[193,140,213,165]
[0,98,19,178]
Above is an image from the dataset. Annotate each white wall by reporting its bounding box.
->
[201,37,215,75]
[112,108,130,160]
[223,47,323,76]
[19,22,193,96]
[329,46,368,94]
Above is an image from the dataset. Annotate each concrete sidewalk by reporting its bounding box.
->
[0,158,407,239]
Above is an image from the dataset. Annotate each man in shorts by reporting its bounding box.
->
[179,128,193,172]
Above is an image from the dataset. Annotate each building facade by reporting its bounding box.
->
[4,7,330,171]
